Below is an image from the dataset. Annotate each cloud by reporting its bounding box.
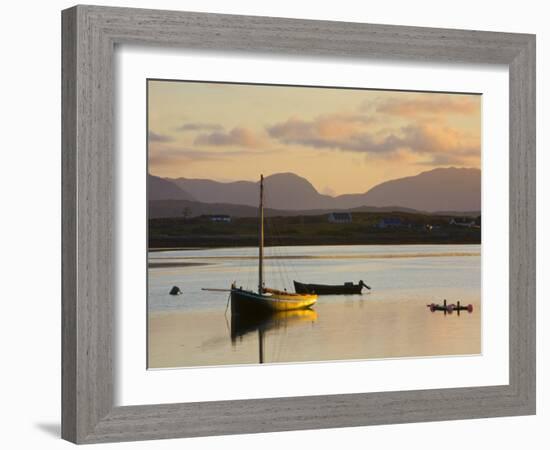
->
[148,131,174,142]
[267,114,479,165]
[194,127,263,148]
[374,96,479,117]
[267,114,392,153]
[176,122,223,132]
[397,123,479,155]
[267,113,374,146]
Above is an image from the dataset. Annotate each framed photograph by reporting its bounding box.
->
[62,5,536,444]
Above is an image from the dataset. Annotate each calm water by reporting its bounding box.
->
[148,244,481,368]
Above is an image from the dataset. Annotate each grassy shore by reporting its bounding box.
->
[149,211,481,249]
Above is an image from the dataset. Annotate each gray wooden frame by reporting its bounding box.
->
[62,5,536,444]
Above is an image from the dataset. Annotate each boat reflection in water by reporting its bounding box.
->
[230,309,317,364]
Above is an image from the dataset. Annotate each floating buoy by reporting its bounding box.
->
[426,301,474,314]
[169,286,182,296]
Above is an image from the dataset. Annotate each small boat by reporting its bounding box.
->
[230,175,317,315]
[293,280,370,295]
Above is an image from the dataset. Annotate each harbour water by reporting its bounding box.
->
[148,244,481,368]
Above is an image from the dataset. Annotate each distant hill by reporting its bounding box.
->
[148,174,194,201]
[149,199,478,219]
[358,167,481,212]
[150,168,481,213]
[168,173,334,210]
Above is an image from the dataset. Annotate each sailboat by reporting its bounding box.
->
[230,174,318,315]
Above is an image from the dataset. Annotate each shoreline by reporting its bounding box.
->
[149,239,481,252]
[148,250,480,268]
[147,261,212,268]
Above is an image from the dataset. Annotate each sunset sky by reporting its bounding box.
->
[148,80,481,196]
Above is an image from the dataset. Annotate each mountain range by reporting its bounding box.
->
[148,167,481,216]
[148,174,195,201]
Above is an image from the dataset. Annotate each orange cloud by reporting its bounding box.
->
[313,114,373,139]
[267,114,373,145]
[194,127,264,148]
[267,114,479,166]
[399,123,479,155]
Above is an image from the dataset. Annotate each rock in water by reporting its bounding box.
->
[169,286,182,296]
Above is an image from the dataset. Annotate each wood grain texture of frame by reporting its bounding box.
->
[61,5,536,444]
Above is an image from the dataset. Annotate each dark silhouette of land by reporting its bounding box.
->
[149,211,481,249]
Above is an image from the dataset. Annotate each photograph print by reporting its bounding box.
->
[147,80,481,368]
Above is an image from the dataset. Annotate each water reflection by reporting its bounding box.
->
[230,309,318,363]
[148,244,481,368]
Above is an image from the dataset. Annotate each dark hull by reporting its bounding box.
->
[230,289,274,316]
[293,280,364,295]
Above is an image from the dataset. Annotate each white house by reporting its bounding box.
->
[209,214,232,223]
[378,218,402,229]
[449,218,475,228]
[328,212,352,223]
